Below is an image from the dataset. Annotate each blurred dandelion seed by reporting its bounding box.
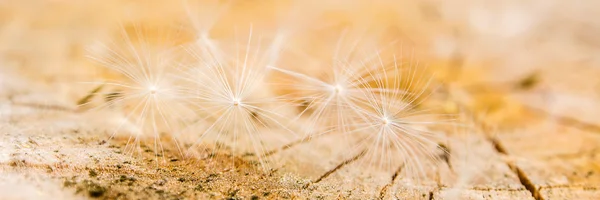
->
[84,25,194,162]
[267,36,450,182]
[178,26,297,170]
[342,55,447,180]
[268,34,411,137]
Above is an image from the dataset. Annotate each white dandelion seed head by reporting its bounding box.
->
[265,32,450,184]
[84,25,200,160]
[175,27,300,171]
[231,98,241,106]
[333,84,345,95]
[147,85,158,95]
[382,116,390,125]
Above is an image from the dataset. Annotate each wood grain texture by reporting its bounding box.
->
[2,0,600,199]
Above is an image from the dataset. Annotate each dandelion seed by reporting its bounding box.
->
[341,53,452,180]
[85,25,194,161]
[382,116,391,125]
[178,26,297,170]
[268,33,450,182]
[268,32,408,137]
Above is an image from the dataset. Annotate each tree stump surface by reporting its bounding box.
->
[2,76,599,200]
[2,1,600,199]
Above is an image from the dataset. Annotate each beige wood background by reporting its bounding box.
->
[1,0,600,199]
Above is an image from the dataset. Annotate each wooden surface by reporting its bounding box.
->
[2,0,600,199]
[2,73,599,200]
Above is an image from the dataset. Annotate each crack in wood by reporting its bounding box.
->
[437,143,452,171]
[482,133,543,200]
[539,185,600,190]
[428,191,434,200]
[484,129,544,200]
[262,130,336,157]
[304,150,366,189]
[262,136,312,157]
[378,164,404,200]
[76,84,105,107]
[455,101,544,200]
[457,186,526,192]
[512,165,543,200]
[447,79,598,199]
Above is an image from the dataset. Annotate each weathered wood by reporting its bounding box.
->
[3,1,600,199]
[434,132,534,200]
[496,119,600,200]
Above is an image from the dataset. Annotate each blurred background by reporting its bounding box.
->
[1,0,600,122]
[1,0,600,199]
